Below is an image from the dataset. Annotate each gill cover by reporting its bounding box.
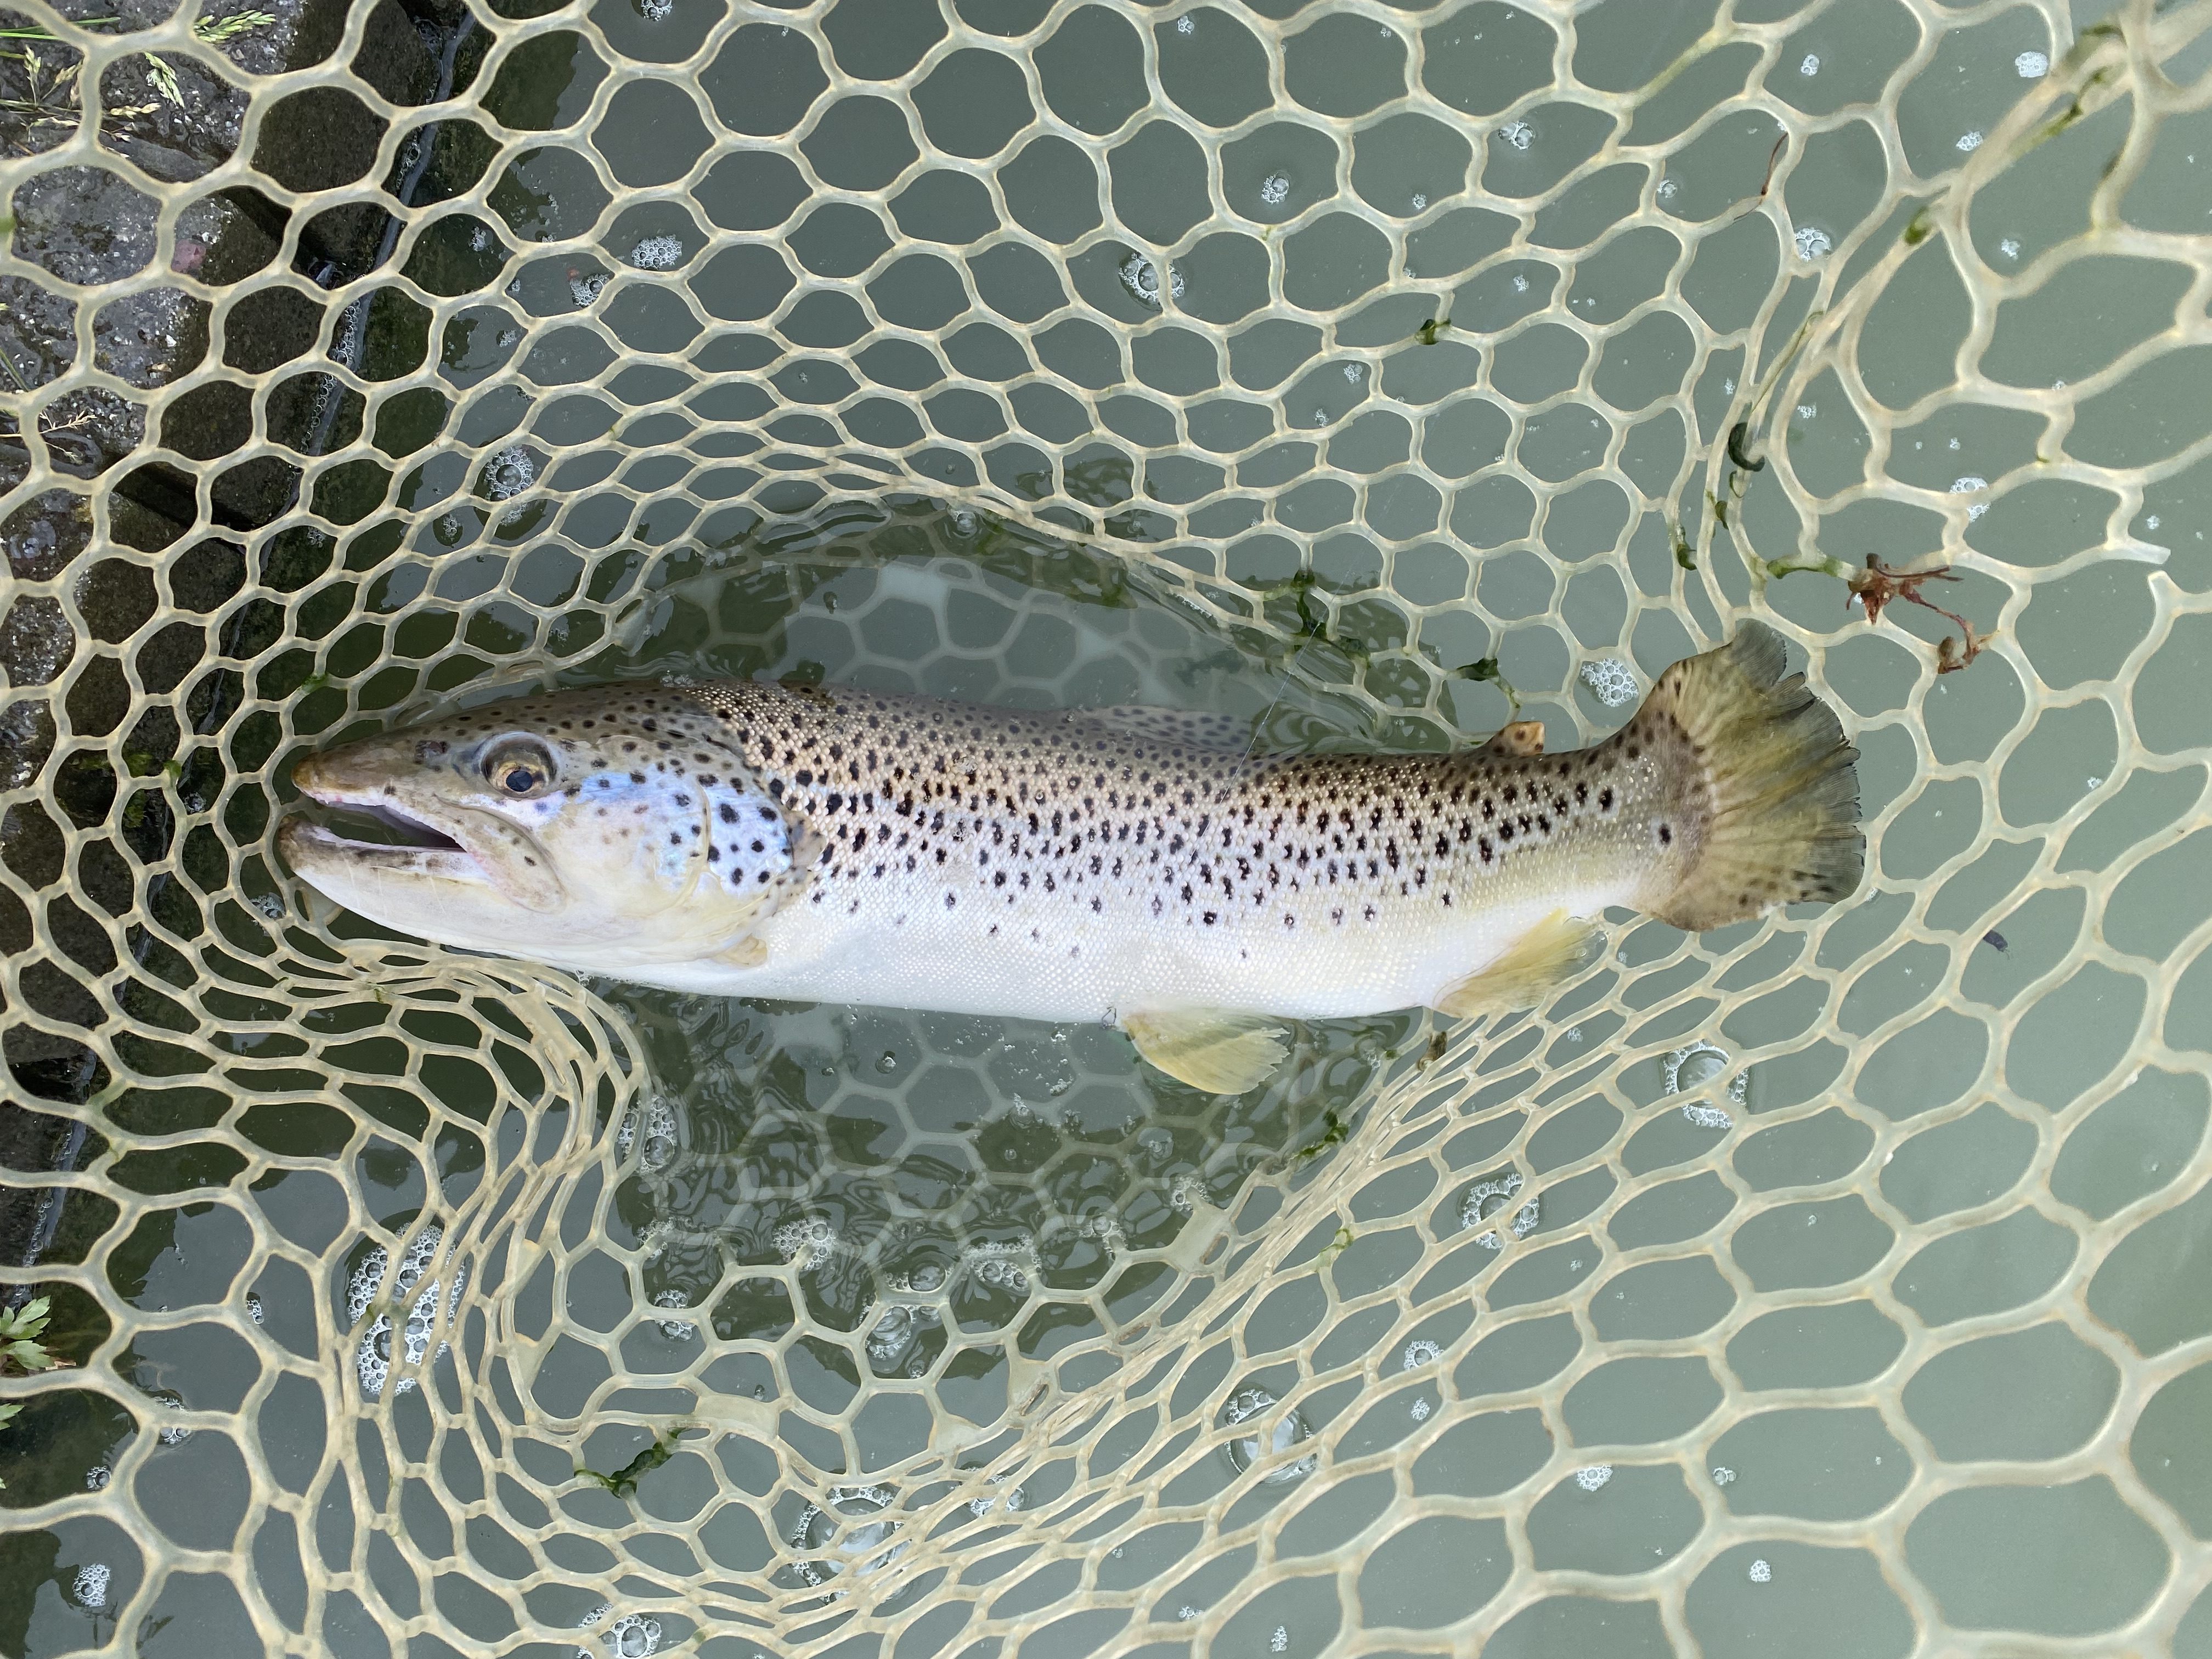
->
[284,683,817,970]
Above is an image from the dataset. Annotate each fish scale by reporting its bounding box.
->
[677,677,1691,1025]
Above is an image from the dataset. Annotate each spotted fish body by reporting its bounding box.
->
[670,681,1678,1023]
[281,626,1861,1088]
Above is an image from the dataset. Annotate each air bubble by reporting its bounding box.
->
[948,509,978,538]
[791,1485,902,1576]
[2016,49,2049,77]
[1997,236,2022,261]
[72,1563,110,1609]
[1497,121,1533,151]
[569,270,608,307]
[1259,173,1291,207]
[1575,1465,1613,1492]
[1221,1386,1318,1484]
[1462,1170,1538,1247]
[1748,1559,1773,1584]
[84,1464,110,1491]
[1950,476,1991,520]
[877,1051,899,1073]
[244,1291,264,1324]
[962,1238,1035,1293]
[1799,52,1819,75]
[651,1289,696,1341]
[1664,1040,1729,1094]
[617,1094,679,1169]
[1957,131,1984,153]
[1712,1465,1737,1486]
[1176,13,1194,32]
[637,0,672,17]
[628,235,684,270]
[1402,1339,1442,1370]
[1409,191,1427,211]
[576,1610,664,1658]
[1118,252,1184,308]
[1270,1628,1289,1654]
[775,1218,846,1271]
[1579,658,1638,708]
[1794,225,1833,259]
[1409,1396,1431,1422]
[482,445,534,501]
[349,1226,463,1398]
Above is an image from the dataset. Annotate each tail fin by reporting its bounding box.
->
[1641,623,1863,931]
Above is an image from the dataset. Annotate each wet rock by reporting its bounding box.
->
[9,164,160,285]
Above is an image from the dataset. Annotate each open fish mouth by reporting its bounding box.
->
[278,753,567,912]
[278,761,492,887]
[302,802,466,853]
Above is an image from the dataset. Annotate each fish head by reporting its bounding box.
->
[278,683,806,970]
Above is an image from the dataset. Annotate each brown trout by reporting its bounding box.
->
[279,624,1860,1091]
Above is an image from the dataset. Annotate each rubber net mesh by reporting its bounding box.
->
[7,0,2212,1651]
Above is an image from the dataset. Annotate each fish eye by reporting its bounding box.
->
[482,738,556,798]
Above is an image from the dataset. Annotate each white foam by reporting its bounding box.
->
[482,446,534,502]
[1580,658,1638,708]
[1118,253,1184,308]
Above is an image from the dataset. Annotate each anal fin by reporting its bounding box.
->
[1124,1010,1287,1094]
[1432,911,1602,1020]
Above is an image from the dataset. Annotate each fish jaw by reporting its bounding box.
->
[283,749,567,918]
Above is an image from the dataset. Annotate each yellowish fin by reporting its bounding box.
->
[713,935,768,968]
[1639,623,1863,930]
[1432,910,1602,1021]
[1124,1010,1288,1093]
[1482,719,1546,757]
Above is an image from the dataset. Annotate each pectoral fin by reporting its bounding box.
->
[1124,1010,1288,1094]
[713,935,769,969]
[1432,911,1602,1020]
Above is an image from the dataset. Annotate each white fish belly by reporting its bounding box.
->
[626,866,1640,1024]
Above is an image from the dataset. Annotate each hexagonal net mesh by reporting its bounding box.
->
[5,0,2212,1651]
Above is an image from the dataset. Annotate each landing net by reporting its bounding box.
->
[4,0,2212,1653]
